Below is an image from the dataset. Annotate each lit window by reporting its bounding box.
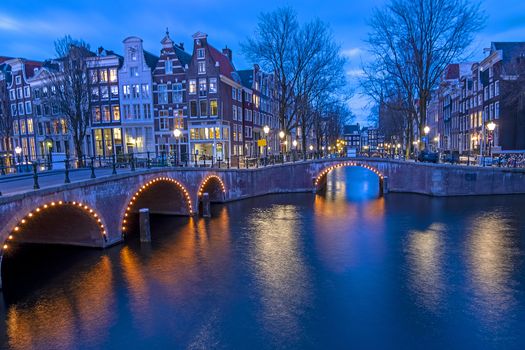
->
[210,100,218,116]
[209,78,217,93]
[189,80,196,94]
[199,79,207,97]
[109,69,118,82]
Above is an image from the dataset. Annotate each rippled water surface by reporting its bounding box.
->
[1,167,525,349]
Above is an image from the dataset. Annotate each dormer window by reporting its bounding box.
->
[197,48,205,59]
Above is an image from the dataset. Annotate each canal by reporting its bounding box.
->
[1,166,525,349]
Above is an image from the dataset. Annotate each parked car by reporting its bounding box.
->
[441,151,459,164]
[418,151,439,163]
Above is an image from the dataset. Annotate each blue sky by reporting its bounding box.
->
[1,0,524,124]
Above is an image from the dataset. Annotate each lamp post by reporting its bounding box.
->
[263,125,270,161]
[173,128,181,166]
[15,146,22,169]
[309,144,313,159]
[423,126,430,150]
[279,130,285,156]
[487,121,496,160]
[292,139,298,161]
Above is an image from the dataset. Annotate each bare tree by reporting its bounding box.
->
[364,0,485,149]
[48,35,93,165]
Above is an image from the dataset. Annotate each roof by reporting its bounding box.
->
[343,124,360,134]
[492,42,525,62]
[174,45,191,67]
[237,69,253,89]
[208,44,236,80]
[143,50,160,70]
[444,64,459,80]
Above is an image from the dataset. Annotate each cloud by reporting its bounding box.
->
[346,69,365,78]
[0,13,21,31]
[342,47,363,58]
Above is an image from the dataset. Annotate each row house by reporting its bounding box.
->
[27,64,75,158]
[238,64,278,157]
[152,30,191,159]
[4,58,42,161]
[119,36,158,155]
[0,57,12,155]
[87,48,123,158]
[186,32,243,160]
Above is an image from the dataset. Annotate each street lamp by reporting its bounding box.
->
[173,128,181,166]
[424,126,430,135]
[487,121,496,159]
[263,125,270,160]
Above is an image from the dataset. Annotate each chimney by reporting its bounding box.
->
[222,46,232,62]
[179,42,184,50]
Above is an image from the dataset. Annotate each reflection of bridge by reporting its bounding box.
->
[1,157,524,281]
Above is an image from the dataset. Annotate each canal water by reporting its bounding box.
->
[1,167,525,349]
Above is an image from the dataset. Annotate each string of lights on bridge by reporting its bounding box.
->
[314,162,385,187]
[122,177,194,233]
[198,175,226,197]
[3,201,106,253]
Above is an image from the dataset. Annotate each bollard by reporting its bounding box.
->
[227,157,230,169]
[32,163,40,189]
[64,158,71,183]
[202,193,211,218]
[90,157,96,179]
[139,208,151,243]
[130,154,136,171]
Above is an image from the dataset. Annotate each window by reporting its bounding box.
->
[20,119,26,134]
[199,79,207,97]
[210,100,218,116]
[495,80,500,96]
[24,86,30,98]
[130,67,138,77]
[27,119,34,134]
[25,101,32,115]
[189,80,196,94]
[159,112,169,130]
[17,87,22,99]
[122,105,130,119]
[99,69,108,82]
[495,101,500,118]
[158,84,168,104]
[101,106,110,122]
[112,106,120,121]
[111,85,119,99]
[233,106,237,121]
[190,101,198,117]
[173,83,183,103]
[133,104,140,119]
[489,83,494,99]
[143,105,151,119]
[141,84,150,98]
[18,102,24,115]
[101,86,109,99]
[132,84,140,98]
[93,107,101,122]
[237,106,242,121]
[129,48,137,61]
[90,70,98,83]
[15,76,21,85]
[109,69,118,82]
[197,48,205,59]
[122,85,130,99]
[232,87,236,99]
[200,100,208,117]
[198,61,206,74]
[165,60,173,74]
[92,87,100,100]
[209,78,217,93]
[9,89,15,101]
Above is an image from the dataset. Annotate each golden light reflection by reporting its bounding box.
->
[406,223,446,312]
[466,212,518,325]
[6,256,115,350]
[248,204,311,340]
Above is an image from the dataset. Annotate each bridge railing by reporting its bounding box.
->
[0,150,338,196]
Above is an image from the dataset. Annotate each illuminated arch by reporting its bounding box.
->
[198,175,226,197]
[313,161,385,188]
[121,177,194,233]
[1,200,107,254]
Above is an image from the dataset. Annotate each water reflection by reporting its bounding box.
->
[466,211,519,326]
[405,223,446,312]
[6,256,115,350]
[248,204,311,345]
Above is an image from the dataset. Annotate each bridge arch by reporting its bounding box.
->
[198,175,226,203]
[1,200,107,254]
[313,161,386,193]
[121,177,194,234]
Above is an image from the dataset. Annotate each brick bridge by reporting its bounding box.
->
[1,158,524,274]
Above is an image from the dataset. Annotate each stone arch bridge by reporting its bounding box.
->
[0,157,524,256]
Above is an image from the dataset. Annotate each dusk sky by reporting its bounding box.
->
[1,0,524,124]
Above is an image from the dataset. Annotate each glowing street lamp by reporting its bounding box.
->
[487,121,497,159]
[292,139,298,148]
[279,131,285,139]
[173,128,181,165]
[424,126,430,135]
[263,125,270,160]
